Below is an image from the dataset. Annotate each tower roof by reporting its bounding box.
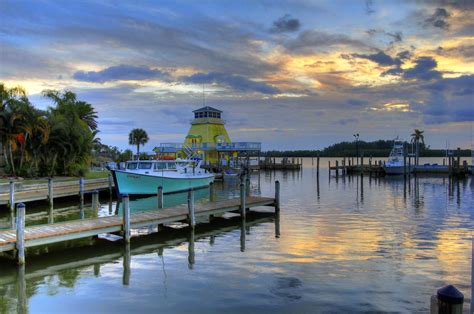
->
[193,106,222,113]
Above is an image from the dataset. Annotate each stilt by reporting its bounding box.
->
[122,194,130,243]
[157,186,163,209]
[187,189,195,228]
[240,183,246,219]
[16,203,25,265]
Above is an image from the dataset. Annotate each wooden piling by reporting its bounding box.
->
[275,180,280,213]
[47,177,54,209]
[92,190,99,211]
[108,172,113,195]
[316,155,320,174]
[157,186,163,209]
[9,181,15,212]
[79,177,84,204]
[209,182,214,202]
[404,154,407,176]
[240,183,246,219]
[16,203,25,265]
[335,160,339,176]
[328,161,331,175]
[122,194,130,243]
[187,189,195,228]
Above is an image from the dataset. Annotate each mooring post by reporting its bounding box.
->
[240,182,246,219]
[328,160,331,175]
[404,154,407,176]
[47,177,54,209]
[275,180,280,213]
[335,160,339,177]
[79,177,84,204]
[430,285,464,314]
[92,190,99,211]
[108,172,113,196]
[123,242,131,286]
[9,180,15,213]
[209,182,214,202]
[16,203,26,265]
[316,154,320,174]
[187,189,195,228]
[122,194,130,243]
[157,186,163,209]
[312,157,314,166]
[456,148,461,173]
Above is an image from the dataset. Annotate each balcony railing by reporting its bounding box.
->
[159,142,261,152]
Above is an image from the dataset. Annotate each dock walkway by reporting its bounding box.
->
[0,177,113,206]
[0,195,277,257]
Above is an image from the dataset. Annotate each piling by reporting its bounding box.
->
[404,154,407,176]
[47,177,54,208]
[122,194,130,243]
[123,243,131,285]
[335,160,339,177]
[9,181,15,212]
[16,203,26,265]
[312,157,314,166]
[316,155,320,174]
[456,148,461,173]
[157,186,163,209]
[275,180,280,213]
[187,189,195,228]
[328,161,331,175]
[209,182,215,202]
[430,285,464,314]
[240,183,246,219]
[108,172,113,196]
[79,177,85,204]
[92,190,99,211]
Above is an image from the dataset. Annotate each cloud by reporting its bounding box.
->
[403,57,442,81]
[352,51,402,66]
[73,65,171,83]
[425,8,450,29]
[271,14,301,33]
[346,99,369,107]
[180,72,280,94]
[365,0,375,15]
[337,118,358,125]
[284,30,368,55]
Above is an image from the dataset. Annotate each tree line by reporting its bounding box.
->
[0,84,98,177]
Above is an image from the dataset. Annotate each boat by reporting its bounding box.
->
[223,168,240,178]
[111,159,215,195]
[383,138,408,175]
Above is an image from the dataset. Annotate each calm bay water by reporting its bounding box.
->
[0,157,473,313]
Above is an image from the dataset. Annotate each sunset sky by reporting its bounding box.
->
[1,0,473,151]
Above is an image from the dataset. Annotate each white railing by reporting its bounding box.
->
[159,142,261,152]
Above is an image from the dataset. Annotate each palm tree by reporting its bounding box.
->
[129,128,149,159]
[410,129,424,165]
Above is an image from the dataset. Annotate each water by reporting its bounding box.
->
[0,158,472,313]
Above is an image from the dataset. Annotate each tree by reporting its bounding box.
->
[128,128,149,158]
[410,129,424,165]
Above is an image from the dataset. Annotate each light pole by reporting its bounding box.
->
[353,133,359,165]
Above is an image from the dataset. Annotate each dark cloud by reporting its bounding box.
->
[285,30,368,55]
[180,72,280,94]
[396,50,411,60]
[73,65,171,83]
[403,57,442,81]
[346,99,369,107]
[365,29,403,44]
[425,8,450,29]
[436,44,474,61]
[352,51,402,66]
[365,0,375,15]
[271,14,301,33]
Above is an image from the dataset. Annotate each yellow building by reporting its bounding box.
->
[159,106,261,169]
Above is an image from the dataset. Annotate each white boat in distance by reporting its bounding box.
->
[111,159,215,195]
[383,139,408,175]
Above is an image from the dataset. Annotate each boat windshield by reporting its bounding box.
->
[138,162,152,169]
[167,162,176,169]
[127,162,138,170]
[154,162,167,170]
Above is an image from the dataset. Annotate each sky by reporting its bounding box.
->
[1,0,473,151]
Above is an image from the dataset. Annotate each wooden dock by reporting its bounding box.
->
[0,177,113,206]
[0,181,279,264]
[260,157,302,170]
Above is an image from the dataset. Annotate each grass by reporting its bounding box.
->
[0,170,110,185]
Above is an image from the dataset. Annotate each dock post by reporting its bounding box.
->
[16,203,26,265]
[240,183,246,219]
[404,154,407,176]
[187,189,195,228]
[157,186,163,209]
[92,190,99,211]
[122,194,130,243]
[316,155,320,175]
[79,177,84,204]
[328,161,331,175]
[275,180,280,213]
[360,156,364,172]
[209,182,214,202]
[9,180,15,213]
[335,160,339,177]
[312,157,314,166]
[47,177,54,209]
[123,242,131,286]
[456,148,461,173]
[430,285,464,314]
[108,172,113,196]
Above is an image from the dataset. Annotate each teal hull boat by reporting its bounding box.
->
[112,169,214,195]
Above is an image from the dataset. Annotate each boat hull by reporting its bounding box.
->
[383,166,407,175]
[112,170,215,195]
